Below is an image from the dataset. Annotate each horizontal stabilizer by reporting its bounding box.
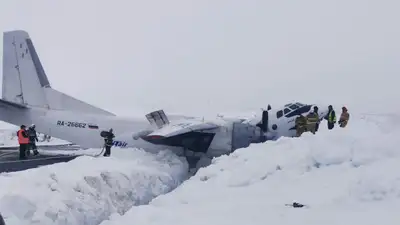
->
[44,88,115,116]
[0,98,28,109]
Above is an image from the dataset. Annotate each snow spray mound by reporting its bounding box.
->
[0,148,188,225]
[98,114,400,225]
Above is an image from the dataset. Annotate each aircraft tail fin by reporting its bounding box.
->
[2,30,49,107]
[2,30,115,116]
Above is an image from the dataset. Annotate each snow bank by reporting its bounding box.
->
[99,114,400,225]
[0,148,188,225]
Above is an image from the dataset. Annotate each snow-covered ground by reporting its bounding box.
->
[93,113,400,225]
[0,148,188,225]
[2,113,400,225]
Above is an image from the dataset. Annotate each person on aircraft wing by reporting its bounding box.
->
[306,109,319,134]
[17,125,29,160]
[338,106,350,128]
[295,114,307,137]
[28,124,39,156]
[325,105,336,130]
[103,128,115,157]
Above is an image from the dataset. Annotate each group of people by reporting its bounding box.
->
[295,105,350,137]
[17,123,115,160]
[17,124,39,160]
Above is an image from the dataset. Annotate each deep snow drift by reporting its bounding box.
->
[0,148,188,225]
[98,113,400,225]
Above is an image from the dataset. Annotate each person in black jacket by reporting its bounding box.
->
[103,128,115,157]
[28,124,39,156]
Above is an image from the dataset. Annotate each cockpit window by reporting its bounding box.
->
[296,102,305,107]
[284,108,290,114]
[289,104,299,110]
[277,110,283,118]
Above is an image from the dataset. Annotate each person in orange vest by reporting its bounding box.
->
[17,125,29,159]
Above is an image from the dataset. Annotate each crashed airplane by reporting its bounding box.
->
[0,30,329,158]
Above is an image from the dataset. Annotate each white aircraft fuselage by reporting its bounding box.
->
[0,30,330,158]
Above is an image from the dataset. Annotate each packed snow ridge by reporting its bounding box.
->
[98,113,400,225]
[0,149,188,225]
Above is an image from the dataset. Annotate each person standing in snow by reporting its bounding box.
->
[325,105,336,130]
[295,114,307,137]
[27,124,39,156]
[306,107,319,134]
[103,128,115,157]
[338,106,350,128]
[43,134,51,142]
[313,106,321,132]
[17,125,29,159]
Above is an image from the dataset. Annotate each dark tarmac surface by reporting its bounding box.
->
[0,144,82,173]
[0,144,203,173]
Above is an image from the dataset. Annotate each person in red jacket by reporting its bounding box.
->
[17,125,29,159]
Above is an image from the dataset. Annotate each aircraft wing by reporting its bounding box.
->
[144,109,219,138]
[141,109,230,153]
[146,120,219,138]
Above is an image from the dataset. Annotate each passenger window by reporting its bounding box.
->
[276,110,283,118]
[284,108,290,114]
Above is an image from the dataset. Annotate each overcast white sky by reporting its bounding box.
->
[0,0,399,117]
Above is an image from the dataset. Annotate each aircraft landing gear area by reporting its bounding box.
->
[0,145,80,173]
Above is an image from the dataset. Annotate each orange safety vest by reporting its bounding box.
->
[17,129,29,144]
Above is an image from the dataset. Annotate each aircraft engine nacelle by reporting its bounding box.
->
[231,122,263,151]
[208,122,263,157]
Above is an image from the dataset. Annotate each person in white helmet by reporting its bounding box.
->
[27,124,39,156]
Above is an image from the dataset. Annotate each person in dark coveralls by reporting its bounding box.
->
[27,124,39,156]
[103,128,115,157]
[17,125,29,159]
